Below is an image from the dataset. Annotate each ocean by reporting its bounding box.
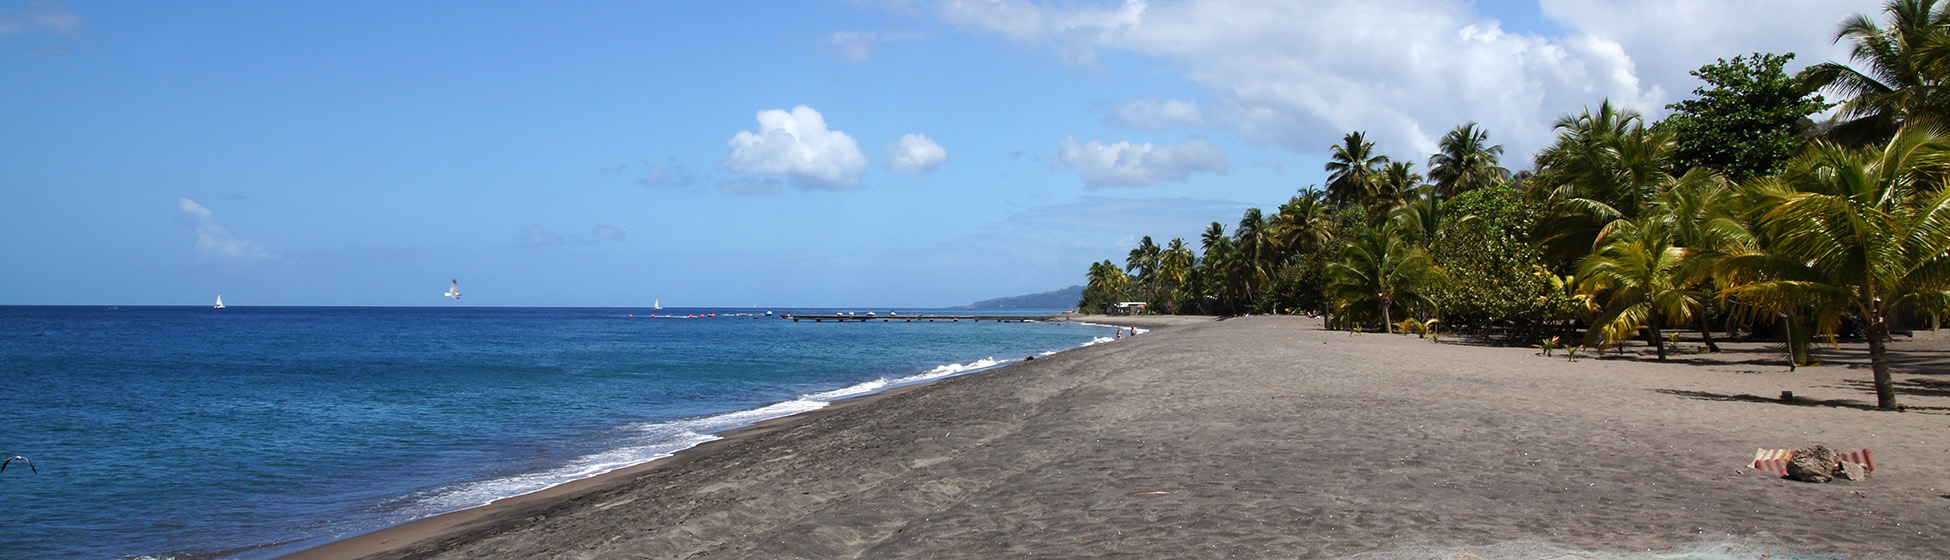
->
[0,306,1115,559]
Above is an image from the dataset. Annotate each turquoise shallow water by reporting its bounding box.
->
[0,306,1110,559]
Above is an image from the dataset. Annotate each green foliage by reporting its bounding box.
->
[1798,0,1950,145]
[1659,53,1829,181]
[1720,127,1950,408]
[1428,186,1560,327]
[1325,132,1389,208]
[1080,260,1129,313]
[1427,123,1510,196]
[1533,336,1561,356]
[1325,223,1447,333]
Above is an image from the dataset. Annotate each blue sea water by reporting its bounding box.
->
[0,306,1113,559]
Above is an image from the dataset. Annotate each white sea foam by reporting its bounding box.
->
[394,356,1018,523]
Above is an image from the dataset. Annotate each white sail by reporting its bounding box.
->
[214,295,225,309]
[444,279,461,300]
[653,299,661,310]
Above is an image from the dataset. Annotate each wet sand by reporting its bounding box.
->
[285,315,1949,559]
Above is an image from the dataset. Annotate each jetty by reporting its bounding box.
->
[783,314,1051,323]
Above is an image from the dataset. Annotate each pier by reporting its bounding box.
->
[784,314,1051,323]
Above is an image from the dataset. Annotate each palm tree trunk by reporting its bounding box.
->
[1380,294,1393,334]
[1695,314,1720,353]
[1646,317,1666,361]
[1866,315,1899,410]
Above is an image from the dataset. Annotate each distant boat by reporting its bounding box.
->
[444,280,461,300]
[214,295,225,309]
[653,299,661,310]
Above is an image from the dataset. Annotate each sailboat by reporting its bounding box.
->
[653,299,661,310]
[214,295,225,309]
[444,280,461,300]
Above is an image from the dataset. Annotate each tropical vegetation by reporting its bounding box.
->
[1077,0,1950,410]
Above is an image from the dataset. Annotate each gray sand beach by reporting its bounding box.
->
[288,315,1949,559]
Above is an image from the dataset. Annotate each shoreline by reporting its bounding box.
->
[286,315,1946,559]
[275,316,1175,560]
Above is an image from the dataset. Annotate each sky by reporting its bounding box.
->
[0,0,1887,307]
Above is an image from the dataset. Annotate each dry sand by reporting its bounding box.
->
[286,315,1949,559]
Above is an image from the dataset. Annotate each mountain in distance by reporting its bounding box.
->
[953,285,1083,310]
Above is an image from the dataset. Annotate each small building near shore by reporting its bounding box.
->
[1110,302,1148,316]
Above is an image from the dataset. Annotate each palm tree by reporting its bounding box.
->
[1719,126,1950,409]
[1271,189,1335,256]
[1798,0,1950,145]
[1081,260,1130,312]
[1427,123,1510,197]
[1576,218,1706,361]
[1126,236,1161,279]
[1200,222,1240,313]
[1370,161,1424,218]
[1157,238,1197,312]
[1531,101,1680,263]
[1235,208,1276,299]
[1325,223,1447,333]
[1325,131,1390,208]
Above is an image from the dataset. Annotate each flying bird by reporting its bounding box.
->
[2,456,36,475]
[444,279,461,300]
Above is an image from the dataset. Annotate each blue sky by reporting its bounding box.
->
[1,0,1881,306]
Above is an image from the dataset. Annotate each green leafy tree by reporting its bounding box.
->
[1427,123,1510,197]
[1426,185,1559,328]
[1531,101,1679,264]
[1661,53,1829,181]
[1325,131,1389,208]
[1080,260,1130,312]
[1326,223,1447,332]
[1271,189,1335,256]
[1799,0,1950,145]
[1719,127,1950,409]
[1577,218,1707,361]
[1199,222,1241,314]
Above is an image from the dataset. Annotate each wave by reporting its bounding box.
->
[388,355,1020,524]
[385,327,1120,530]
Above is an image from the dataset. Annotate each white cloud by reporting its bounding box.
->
[1057,136,1230,188]
[723,105,869,189]
[827,30,928,62]
[1111,98,1206,130]
[0,0,83,36]
[883,133,948,175]
[176,198,277,262]
[903,0,1881,163]
[1540,0,1879,103]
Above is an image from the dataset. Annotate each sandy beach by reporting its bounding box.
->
[285,315,1949,559]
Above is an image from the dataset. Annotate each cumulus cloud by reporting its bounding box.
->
[176,198,277,262]
[1111,98,1206,130]
[717,177,785,196]
[0,0,83,36]
[827,30,928,62]
[723,105,869,189]
[883,133,948,175]
[1540,0,1878,100]
[900,0,1880,161]
[1057,136,1230,188]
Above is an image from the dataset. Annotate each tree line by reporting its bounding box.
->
[1080,0,1950,410]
